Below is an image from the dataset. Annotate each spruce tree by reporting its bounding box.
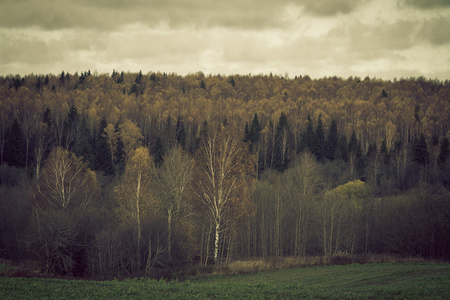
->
[153,136,164,168]
[249,113,261,144]
[314,114,325,161]
[63,104,80,152]
[175,116,186,149]
[336,135,348,162]
[248,113,262,152]
[94,118,114,175]
[438,137,449,166]
[413,134,430,166]
[304,113,315,154]
[4,119,26,168]
[272,113,292,172]
[325,119,338,161]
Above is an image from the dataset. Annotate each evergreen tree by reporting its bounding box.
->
[298,113,314,154]
[114,123,125,175]
[248,113,262,153]
[355,140,365,178]
[325,119,338,161]
[74,117,93,162]
[336,135,349,162]
[175,116,186,149]
[305,113,315,154]
[60,71,65,84]
[63,104,80,152]
[135,70,143,84]
[438,137,449,166]
[314,114,325,161]
[4,119,26,168]
[348,130,358,154]
[94,118,114,175]
[413,134,430,166]
[249,113,261,144]
[243,122,250,142]
[272,112,292,172]
[152,136,164,168]
[380,138,390,165]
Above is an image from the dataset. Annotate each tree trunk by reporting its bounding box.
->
[167,209,172,261]
[136,171,141,270]
[214,220,220,264]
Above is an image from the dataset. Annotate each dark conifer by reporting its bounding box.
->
[175,116,186,149]
[152,136,164,168]
[314,114,325,161]
[325,119,338,160]
[4,119,26,168]
[438,137,449,166]
[413,134,430,166]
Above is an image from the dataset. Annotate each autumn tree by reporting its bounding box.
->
[119,119,144,164]
[195,127,255,264]
[323,180,372,254]
[114,147,154,270]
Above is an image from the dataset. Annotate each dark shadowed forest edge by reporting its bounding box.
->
[0,71,449,279]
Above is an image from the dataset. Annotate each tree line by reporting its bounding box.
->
[0,71,449,277]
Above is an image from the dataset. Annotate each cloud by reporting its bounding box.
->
[328,20,417,61]
[418,16,450,45]
[0,0,297,31]
[299,0,363,16]
[0,0,367,32]
[402,0,450,9]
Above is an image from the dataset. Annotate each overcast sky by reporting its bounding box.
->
[1,0,449,80]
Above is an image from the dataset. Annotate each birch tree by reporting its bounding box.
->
[114,147,153,270]
[37,147,98,210]
[196,127,255,264]
[156,145,194,261]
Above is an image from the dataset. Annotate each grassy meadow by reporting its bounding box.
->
[1,262,450,299]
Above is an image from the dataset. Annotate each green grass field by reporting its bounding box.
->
[1,263,449,299]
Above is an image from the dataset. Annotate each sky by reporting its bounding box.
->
[1,0,449,80]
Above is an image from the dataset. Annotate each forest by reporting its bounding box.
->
[0,71,449,277]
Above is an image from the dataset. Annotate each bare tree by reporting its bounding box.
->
[37,147,98,210]
[156,145,194,260]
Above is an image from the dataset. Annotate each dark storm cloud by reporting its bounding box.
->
[418,16,450,45]
[0,0,291,30]
[402,0,450,9]
[0,0,364,31]
[300,0,362,16]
